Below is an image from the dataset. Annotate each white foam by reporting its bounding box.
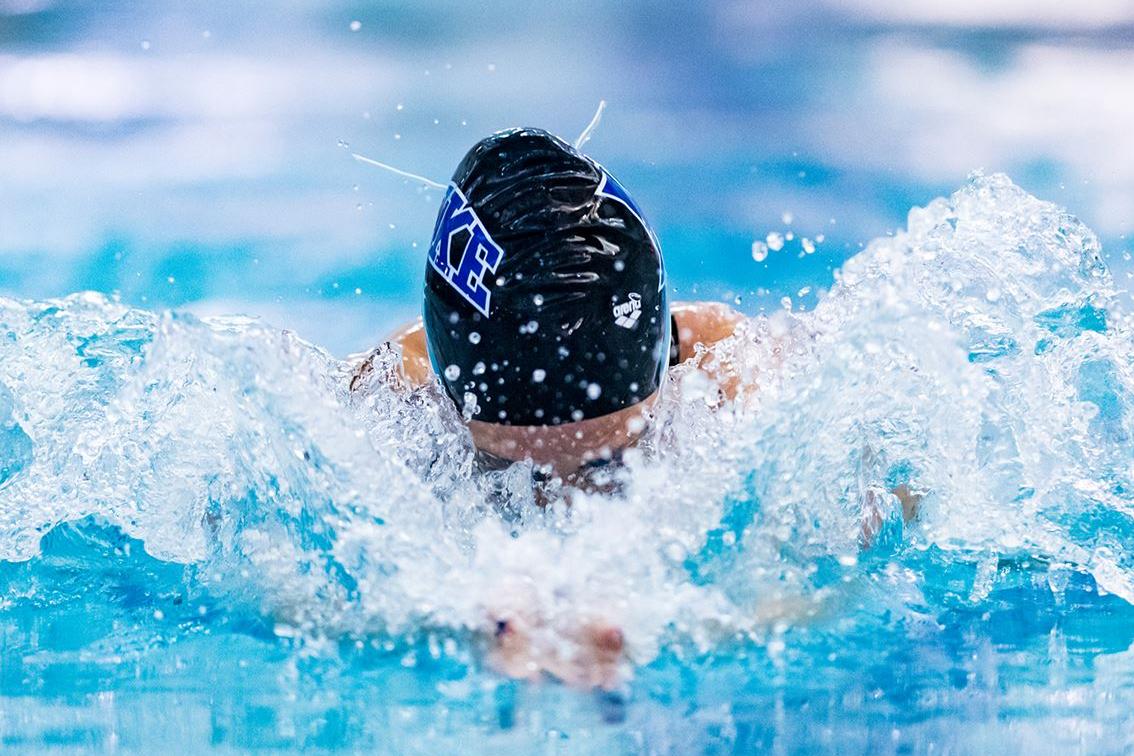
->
[1,174,1131,670]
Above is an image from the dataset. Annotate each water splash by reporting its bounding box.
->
[2,173,1133,682]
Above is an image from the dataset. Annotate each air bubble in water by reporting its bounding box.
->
[532,369,546,383]
[766,232,784,252]
[752,241,769,262]
[444,364,460,380]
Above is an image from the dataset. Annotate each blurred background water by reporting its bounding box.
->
[2,0,1131,353]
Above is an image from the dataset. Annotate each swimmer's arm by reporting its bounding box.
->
[489,615,626,690]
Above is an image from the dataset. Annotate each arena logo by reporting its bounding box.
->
[613,292,642,328]
[428,183,505,317]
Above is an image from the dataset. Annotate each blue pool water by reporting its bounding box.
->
[3,2,1134,753]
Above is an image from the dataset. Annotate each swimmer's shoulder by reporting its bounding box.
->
[348,319,433,393]
[386,319,433,385]
[670,301,745,362]
[357,302,746,393]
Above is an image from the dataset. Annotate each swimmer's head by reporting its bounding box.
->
[422,127,668,435]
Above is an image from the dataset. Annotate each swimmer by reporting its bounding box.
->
[352,127,744,479]
[350,127,915,688]
[348,127,749,687]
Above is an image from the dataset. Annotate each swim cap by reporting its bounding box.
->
[422,127,668,426]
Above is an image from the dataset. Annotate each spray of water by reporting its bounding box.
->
[1,173,1130,675]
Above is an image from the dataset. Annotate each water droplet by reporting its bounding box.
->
[444,365,461,380]
[533,294,544,306]
[468,332,481,344]
[473,361,486,375]
[751,241,769,262]
[781,211,793,225]
[532,369,546,383]
[349,20,362,31]
[802,238,815,254]
[587,383,602,400]
[140,39,151,51]
[766,232,784,251]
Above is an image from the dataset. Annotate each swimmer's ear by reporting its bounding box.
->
[574,100,607,150]
[351,153,446,190]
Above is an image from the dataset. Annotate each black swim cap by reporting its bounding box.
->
[422,127,668,426]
